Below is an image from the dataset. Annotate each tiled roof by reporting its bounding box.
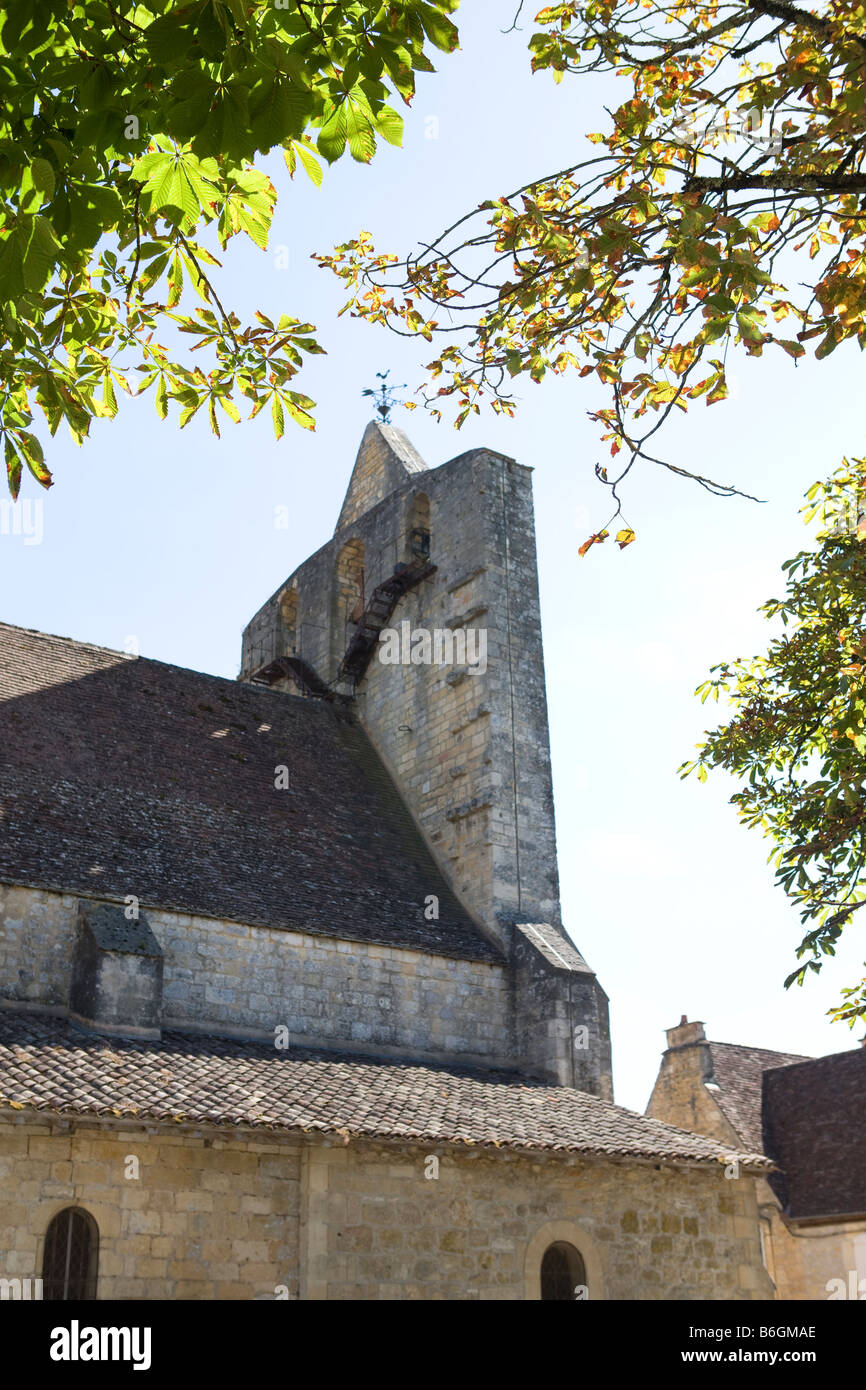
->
[707,1041,810,1150]
[0,1010,772,1165]
[0,622,499,963]
[516,922,593,973]
[762,1048,866,1220]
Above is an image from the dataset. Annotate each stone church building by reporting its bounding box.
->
[0,424,775,1300]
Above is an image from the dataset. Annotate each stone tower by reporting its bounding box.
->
[240,422,612,1094]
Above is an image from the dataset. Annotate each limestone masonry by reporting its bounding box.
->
[0,424,780,1300]
[241,422,612,1093]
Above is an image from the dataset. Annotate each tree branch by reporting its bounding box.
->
[685,172,866,193]
[748,0,866,52]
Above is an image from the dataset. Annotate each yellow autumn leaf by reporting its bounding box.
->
[578,529,609,557]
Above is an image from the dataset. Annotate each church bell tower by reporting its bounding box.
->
[240,423,612,1096]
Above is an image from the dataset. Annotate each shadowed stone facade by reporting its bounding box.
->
[0,884,513,1068]
[69,902,163,1041]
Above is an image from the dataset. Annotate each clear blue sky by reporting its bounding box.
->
[2,5,862,1110]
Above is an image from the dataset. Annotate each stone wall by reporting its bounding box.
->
[0,883,514,1067]
[0,1117,300,1300]
[355,449,563,945]
[153,907,512,1064]
[303,1140,772,1300]
[0,884,74,1011]
[0,1117,773,1301]
[766,1212,866,1301]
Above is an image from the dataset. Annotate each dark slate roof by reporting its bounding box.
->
[0,1010,772,1165]
[707,1041,810,1151]
[0,623,498,963]
[762,1047,866,1220]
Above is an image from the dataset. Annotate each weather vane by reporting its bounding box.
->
[362,370,406,424]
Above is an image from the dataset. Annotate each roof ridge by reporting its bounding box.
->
[0,620,136,662]
[708,1039,812,1061]
[761,1044,864,1072]
[0,619,345,715]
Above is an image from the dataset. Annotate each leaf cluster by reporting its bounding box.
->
[0,0,460,493]
[681,458,866,1024]
[318,0,866,546]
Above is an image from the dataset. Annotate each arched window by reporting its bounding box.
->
[407,492,430,561]
[42,1208,99,1301]
[540,1241,587,1301]
[335,538,365,623]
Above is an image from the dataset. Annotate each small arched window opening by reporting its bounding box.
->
[406,492,430,561]
[279,586,298,655]
[42,1207,99,1301]
[335,538,365,625]
[540,1241,587,1301]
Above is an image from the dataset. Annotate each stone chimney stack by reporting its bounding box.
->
[666,1016,707,1049]
[645,1015,734,1142]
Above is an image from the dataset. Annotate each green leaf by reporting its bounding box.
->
[59,182,123,248]
[284,392,315,431]
[287,140,323,188]
[345,92,377,164]
[194,84,252,164]
[18,157,55,213]
[249,75,308,151]
[4,436,21,501]
[414,2,460,52]
[101,372,117,417]
[374,105,404,148]
[271,392,285,440]
[133,150,219,232]
[816,330,840,360]
[167,252,184,308]
[317,102,347,164]
[16,430,52,487]
[0,214,60,297]
[179,396,203,429]
[164,71,218,144]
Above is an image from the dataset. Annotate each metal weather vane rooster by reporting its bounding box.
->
[362,370,406,424]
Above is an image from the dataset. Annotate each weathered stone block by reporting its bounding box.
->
[69,901,163,1039]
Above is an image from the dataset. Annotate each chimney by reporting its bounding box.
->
[666,1015,707,1049]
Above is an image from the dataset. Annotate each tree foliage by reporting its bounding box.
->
[319,0,866,547]
[0,0,459,496]
[681,459,866,1026]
